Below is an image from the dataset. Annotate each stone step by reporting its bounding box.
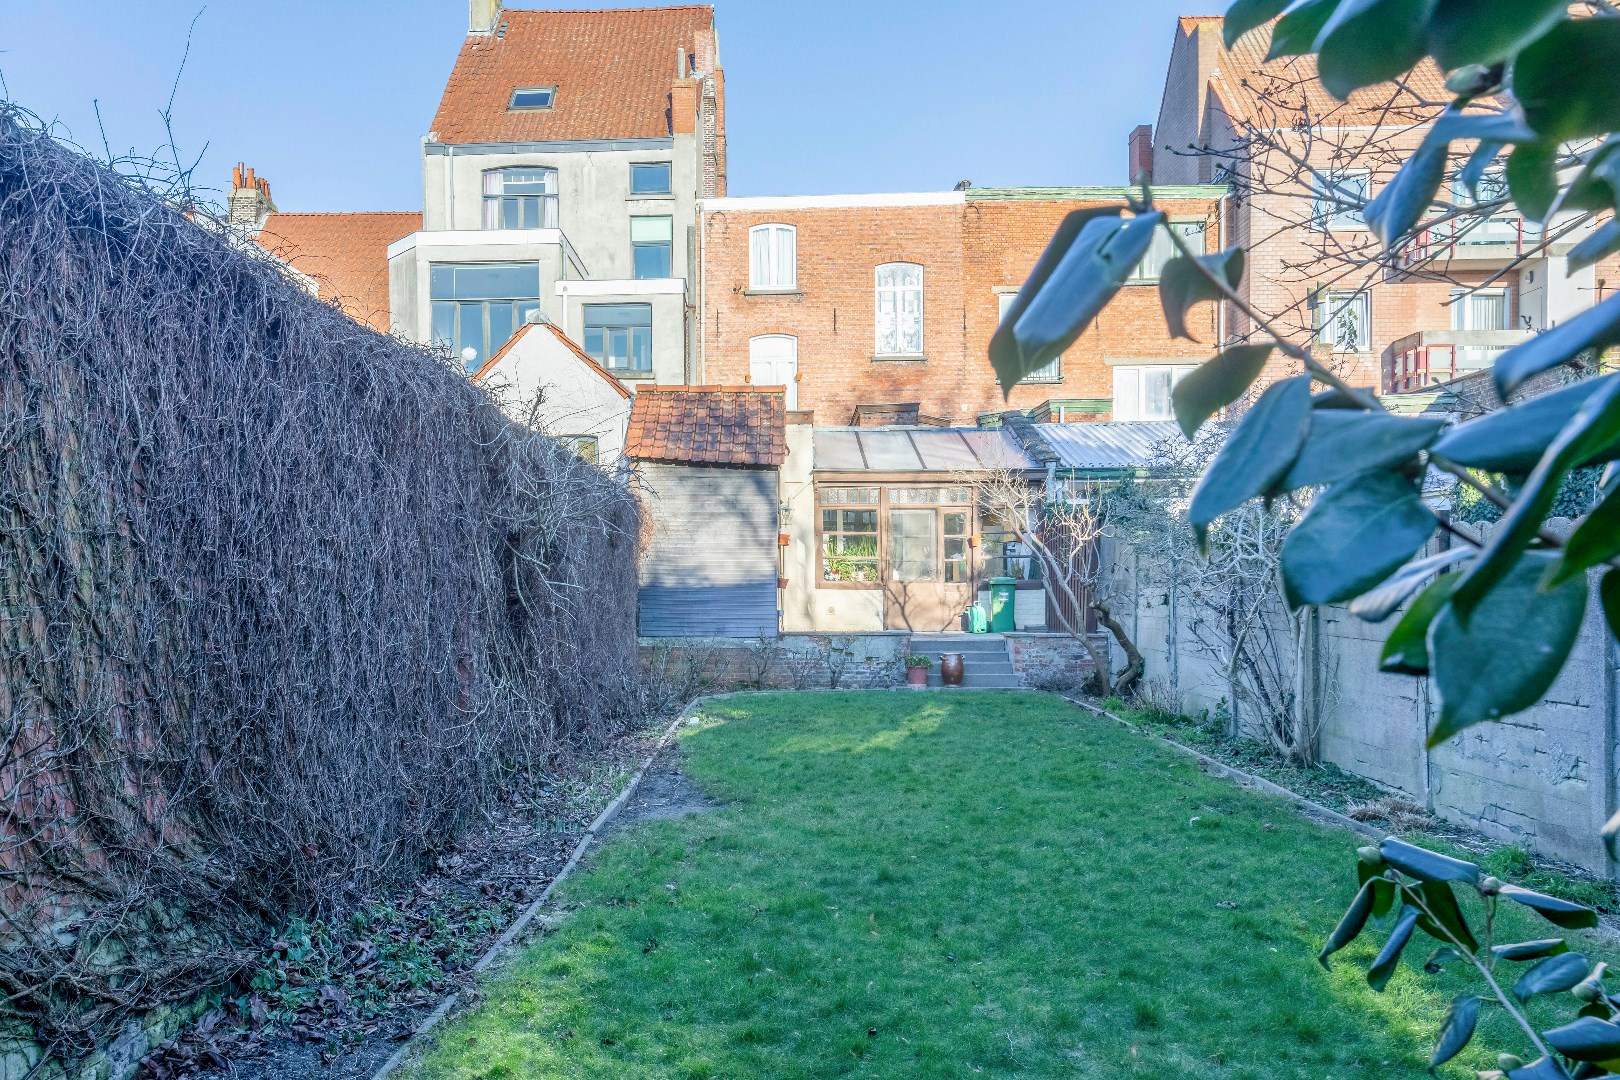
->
[926,673,1025,690]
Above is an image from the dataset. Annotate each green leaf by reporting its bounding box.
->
[990,207,1133,394]
[1318,876,1390,967]
[1430,376,1618,474]
[1491,939,1570,963]
[1551,487,1620,585]
[1507,141,1562,224]
[1427,0,1567,70]
[1409,880,1479,952]
[1380,572,1460,676]
[1159,248,1244,341]
[1459,139,1506,198]
[1570,221,1620,275]
[1279,411,1445,490]
[1431,552,1589,745]
[1366,111,1537,249]
[1499,884,1601,930]
[1315,0,1437,101]
[1368,905,1421,992]
[1514,951,1590,1000]
[1378,837,1480,886]
[1171,344,1272,440]
[1349,548,1474,623]
[1430,994,1481,1071]
[1605,568,1620,642]
[1506,1057,1575,1080]
[1545,1018,1620,1064]
[1423,946,1462,973]
[1280,472,1436,608]
[1452,376,1620,619]
[1513,18,1620,143]
[1562,136,1620,215]
[1188,375,1314,533]
[1266,0,1339,59]
[1224,0,1292,47]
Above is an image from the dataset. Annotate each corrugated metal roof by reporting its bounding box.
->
[812,427,1034,473]
[1040,422,1180,471]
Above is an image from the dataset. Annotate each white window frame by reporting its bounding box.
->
[1112,365,1196,422]
[1130,220,1208,282]
[1316,290,1372,353]
[875,262,925,358]
[1313,170,1369,231]
[749,223,797,290]
[997,292,1060,383]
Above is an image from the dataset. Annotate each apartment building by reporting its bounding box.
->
[1139,15,1615,394]
[387,2,725,384]
[697,186,1225,426]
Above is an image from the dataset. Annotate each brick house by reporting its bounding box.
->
[697,186,1225,426]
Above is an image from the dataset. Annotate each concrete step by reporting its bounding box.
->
[927,673,1025,690]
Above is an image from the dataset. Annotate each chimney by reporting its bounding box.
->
[228,162,276,232]
[1128,124,1155,185]
[470,0,501,35]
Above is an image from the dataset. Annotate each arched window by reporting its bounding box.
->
[875,263,924,356]
[482,167,558,229]
[749,335,799,410]
[749,224,797,290]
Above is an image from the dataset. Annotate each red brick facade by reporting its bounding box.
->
[698,191,1223,426]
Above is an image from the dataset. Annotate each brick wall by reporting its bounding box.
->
[1004,632,1108,690]
[641,632,910,692]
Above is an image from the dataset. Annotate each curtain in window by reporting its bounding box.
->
[876,263,923,355]
[750,225,796,289]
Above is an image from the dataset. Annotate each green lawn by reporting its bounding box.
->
[406,692,1611,1079]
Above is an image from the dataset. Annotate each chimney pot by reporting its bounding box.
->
[470,0,501,34]
[1128,124,1154,185]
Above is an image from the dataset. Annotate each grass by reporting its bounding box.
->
[406,692,1614,1079]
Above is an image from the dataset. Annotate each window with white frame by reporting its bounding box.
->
[997,292,1060,383]
[1451,286,1512,370]
[1313,171,1369,230]
[1317,290,1372,352]
[875,263,924,356]
[483,168,559,230]
[749,224,797,290]
[1113,365,1196,422]
[1130,220,1208,281]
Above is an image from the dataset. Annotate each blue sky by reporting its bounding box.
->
[0,1,1221,213]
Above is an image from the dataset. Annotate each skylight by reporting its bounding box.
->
[508,87,556,111]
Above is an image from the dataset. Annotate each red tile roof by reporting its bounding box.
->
[430,6,717,144]
[626,386,786,467]
[1201,16,1450,128]
[253,212,421,332]
[470,321,632,399]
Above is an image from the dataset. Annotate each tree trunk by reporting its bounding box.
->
[1092,600,1144,698]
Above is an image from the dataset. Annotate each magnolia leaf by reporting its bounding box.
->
[1367,905,1421,992]
[1349,548,1475,623]
[1171,344,1272,439]
[1378,837,1480,886]
[1430,995,1481,1071]
[990,207,1131,394]
[1224,0,1292,47]
[1159,248,1243,341]
[1317,876,1389,967]
[1424,946,1462,973]
[1545,1018,1620,1064]
[1266,0,1340,60]
[1430,552,1589,746]
[1491,939,1571,963]
[1428,0,1568,70]
[1279,411,1445,490]
[1603,803,1620,862]
[1506,1056,1575,1080]
[1514,952,1591,1001]
[1459,140,1506,199]
[1379,572,1460,676]
[1570,220,1620,275]
[1499,884,1601,930]
[1430,376,1617,474]
[1550,486,1620,585]
[1410,880,1479,952]
[1507,141,1562,224]
[1452,375,1620,619]
[1366,111,1536,249]
[1188,375,1313,533]
[1513,18,1620,143]
[1280,472,1435,608]
[1315,0,1435,102]
[1445,64,1504,99]
[1605,569,1620,642]
[1561,136,1620,215]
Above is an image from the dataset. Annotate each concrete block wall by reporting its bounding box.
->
[639,632,910,692]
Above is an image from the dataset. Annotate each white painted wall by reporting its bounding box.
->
[473,322,632,466]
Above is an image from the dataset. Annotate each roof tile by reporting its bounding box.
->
[625,386,785,467]
[253,212,421,332]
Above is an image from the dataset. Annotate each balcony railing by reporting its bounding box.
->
[1388,328,1535,393]
[1398,215,1543,268]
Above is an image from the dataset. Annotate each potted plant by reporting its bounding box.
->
[904,654,931,688]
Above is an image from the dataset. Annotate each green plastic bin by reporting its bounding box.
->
[988,577,1017,633]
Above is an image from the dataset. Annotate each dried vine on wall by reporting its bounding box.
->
[0,108,643,1061]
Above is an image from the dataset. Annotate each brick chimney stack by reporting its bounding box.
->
[1128,124,1154,185]
[228,162,276,232]
[470,0,501,34]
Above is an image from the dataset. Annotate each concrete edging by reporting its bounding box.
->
[369,696,722,1080]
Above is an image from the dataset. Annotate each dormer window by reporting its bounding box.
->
[508,87,556,110]
[483,168,558,229]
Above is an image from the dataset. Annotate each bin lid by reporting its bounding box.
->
[988,576,1018,585]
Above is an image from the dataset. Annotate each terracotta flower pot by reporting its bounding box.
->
[906,666,928,688]
[940,652,964,686]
